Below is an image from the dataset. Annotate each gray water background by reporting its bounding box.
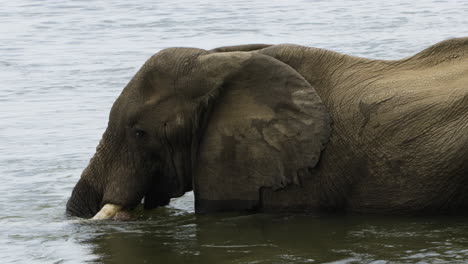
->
[2,0,468,263]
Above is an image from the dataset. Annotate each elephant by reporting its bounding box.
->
[66,37,468,219]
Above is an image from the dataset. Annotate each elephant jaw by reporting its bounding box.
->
[92,204,135,220]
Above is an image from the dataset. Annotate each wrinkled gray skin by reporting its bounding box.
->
[67,38,468,219]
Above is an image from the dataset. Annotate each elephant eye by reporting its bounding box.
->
[134,128,146,138]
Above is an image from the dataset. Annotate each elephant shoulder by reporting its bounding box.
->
[406,37,468,66]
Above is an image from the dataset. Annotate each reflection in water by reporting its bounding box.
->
[75,207,468,264]
[84,209,197,263]
[79,207,198,263]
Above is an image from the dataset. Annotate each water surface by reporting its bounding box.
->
[2,0,468,263]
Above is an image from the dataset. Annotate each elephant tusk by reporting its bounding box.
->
[92,204,123,220]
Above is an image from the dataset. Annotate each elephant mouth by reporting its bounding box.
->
[92,189,173,220]
[92,204,126,220]
[91,203,143,221]
[86,158,190,220]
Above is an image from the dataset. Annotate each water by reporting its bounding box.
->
[1,0,468,263]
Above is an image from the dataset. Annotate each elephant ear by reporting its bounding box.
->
[193,52,331,213]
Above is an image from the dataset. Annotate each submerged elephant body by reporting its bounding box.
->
[67,38,468,219]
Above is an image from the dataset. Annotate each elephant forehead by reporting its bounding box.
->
[134,48,209,98]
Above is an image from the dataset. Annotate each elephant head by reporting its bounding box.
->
[66,45,331,219]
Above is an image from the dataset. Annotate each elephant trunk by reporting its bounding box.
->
[66,177,103,218]
[66,139,109,218]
